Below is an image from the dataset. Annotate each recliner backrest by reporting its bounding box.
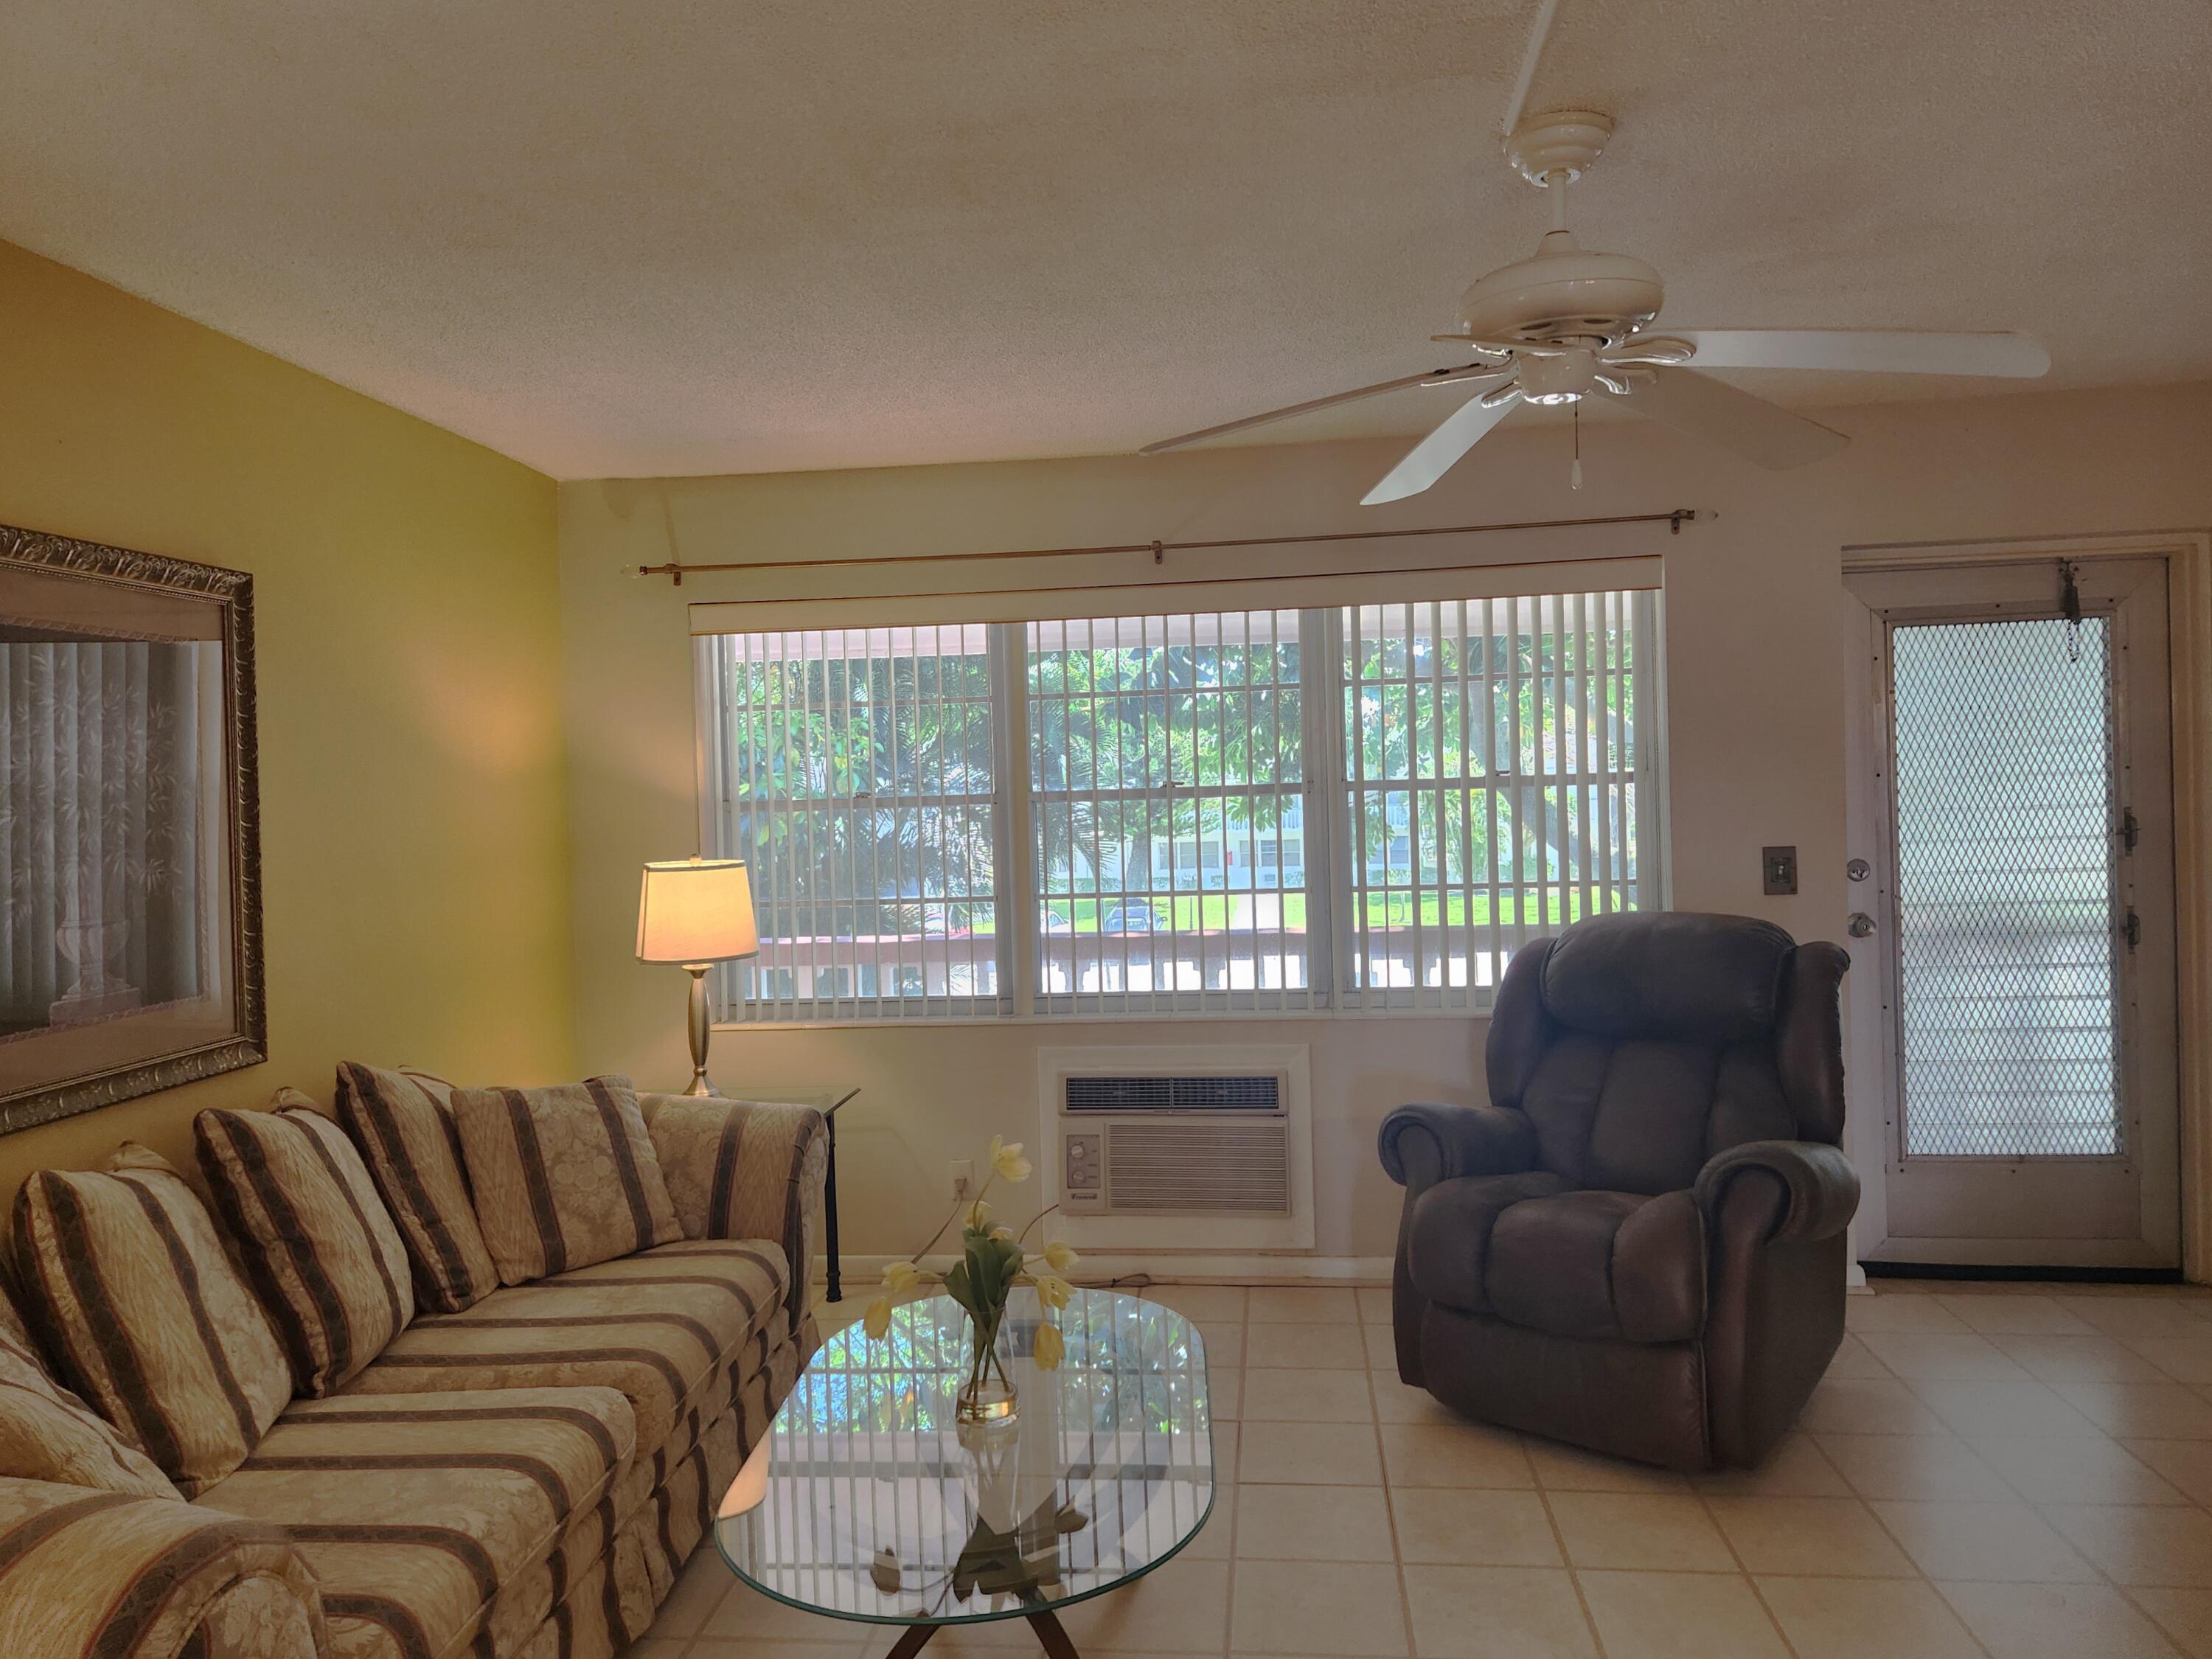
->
[1484,912,1848,1196]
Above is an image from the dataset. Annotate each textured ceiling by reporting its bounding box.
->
[1,1,2205,479]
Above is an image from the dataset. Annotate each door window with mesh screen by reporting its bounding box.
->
[698,626,1006,1020]
[1338,591,1657,1009]
[1027,612,1311,1014]
[1889,616,2122,1156]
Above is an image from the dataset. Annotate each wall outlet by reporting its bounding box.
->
[950,1158,975,1203]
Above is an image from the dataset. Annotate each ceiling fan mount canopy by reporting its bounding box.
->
[1500,108,1616,187]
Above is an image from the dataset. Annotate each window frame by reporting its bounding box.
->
[697,587,1663,1026]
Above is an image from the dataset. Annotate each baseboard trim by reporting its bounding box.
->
[1860,1260,2188,1285]
[819,1252,1392,1293]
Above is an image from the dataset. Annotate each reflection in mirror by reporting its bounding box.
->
[1,631,227,1033]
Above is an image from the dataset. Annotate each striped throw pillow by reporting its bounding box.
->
[448,1076,683,1284]
[194,1093,416,1397]
[334,1061,501,1314]
[0,1281,179,1498]
[12,1144,292,1496]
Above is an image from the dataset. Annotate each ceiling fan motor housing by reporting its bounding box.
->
[1458,231,1664,348]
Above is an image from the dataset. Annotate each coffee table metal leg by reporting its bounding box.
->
[883,1624,939,1659]
[1026,1610,1080,1659]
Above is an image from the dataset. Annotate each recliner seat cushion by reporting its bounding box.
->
[1485,1189,1705,1343]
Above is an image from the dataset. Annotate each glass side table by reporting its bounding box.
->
[714,1288,1215,1658]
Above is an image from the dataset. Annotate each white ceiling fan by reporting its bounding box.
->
[1140,108,2051,504]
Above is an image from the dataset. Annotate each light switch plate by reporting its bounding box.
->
[1762,845,1798,896]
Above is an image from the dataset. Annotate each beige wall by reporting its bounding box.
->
[0,240,572,1200]
[558,380,2212,1264]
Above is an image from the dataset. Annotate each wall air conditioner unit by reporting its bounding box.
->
[1037,1045,1313,1253]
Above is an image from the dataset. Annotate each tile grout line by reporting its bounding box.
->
[1357,1310,1419,1659]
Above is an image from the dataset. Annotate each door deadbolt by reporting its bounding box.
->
[1846,858,1871,882]
[1847,912,1877,938]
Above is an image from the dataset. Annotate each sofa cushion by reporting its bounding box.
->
[336,1239,787,1459]
[195,1095,417,1397]
[336,1062,503,1315]
[13,1144,292,1496]
[195,1385,633,1659]
[1484,1189,1706,1343]
[0,1286,178,1499]
[1405,1172,1570,1313]
[450,1077,683,1284]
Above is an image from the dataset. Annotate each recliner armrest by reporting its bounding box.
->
[1693,1139,1860,1242]
[1379,1102,1539,1194]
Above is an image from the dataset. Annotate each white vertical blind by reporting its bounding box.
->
[1026,611,1317,1015]
[699,625,1008,1021]
[1335,589,1656,1011]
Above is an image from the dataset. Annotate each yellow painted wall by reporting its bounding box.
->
[0,239,572,1199]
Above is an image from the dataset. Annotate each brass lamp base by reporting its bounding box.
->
[682,964,718,1096]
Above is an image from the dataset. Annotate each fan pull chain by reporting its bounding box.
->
[2058,559,2082,663]
[1570,402,1582,490]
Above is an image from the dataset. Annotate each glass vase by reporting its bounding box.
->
[956,1306,1017,1424]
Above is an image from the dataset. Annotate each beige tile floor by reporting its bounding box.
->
[625,1281,2212,1659]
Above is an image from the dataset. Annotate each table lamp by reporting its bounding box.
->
[636,856,759,1096]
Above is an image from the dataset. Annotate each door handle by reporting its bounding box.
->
[1847,912,1877,938]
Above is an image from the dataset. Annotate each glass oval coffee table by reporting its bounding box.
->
[715,1287,1214,1659]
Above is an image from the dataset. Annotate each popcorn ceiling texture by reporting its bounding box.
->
[0,0,2202,479]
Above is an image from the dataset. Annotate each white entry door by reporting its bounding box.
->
[1847,557,2179,1269]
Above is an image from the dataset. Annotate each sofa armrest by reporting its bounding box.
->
[0,1478,324,1658]
[1378,1103,1540,1196]
[1694,1140,1860,1243]
[641,1094,828,1333]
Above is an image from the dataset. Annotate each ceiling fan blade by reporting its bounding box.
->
[1618,369,1850,470]
[1360,391,1521,505]
[1669,329,2051,378]
[1140,364,1510,456]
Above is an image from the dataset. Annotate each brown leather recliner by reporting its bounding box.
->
[1379,911,1859,1471]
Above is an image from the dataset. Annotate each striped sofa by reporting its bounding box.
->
[0,1088,827,1659]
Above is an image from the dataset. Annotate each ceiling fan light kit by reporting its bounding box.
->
[1142,100,2053,504]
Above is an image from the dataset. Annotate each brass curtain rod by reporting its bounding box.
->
[636,507,1697,585]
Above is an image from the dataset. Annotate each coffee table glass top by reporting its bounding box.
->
[715,1288,1214,1627]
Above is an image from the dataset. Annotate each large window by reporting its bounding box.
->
[698,585,1658,1023]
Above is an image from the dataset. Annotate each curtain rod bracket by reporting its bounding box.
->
[1669,509,1695,535]
[1151,540,1164,566]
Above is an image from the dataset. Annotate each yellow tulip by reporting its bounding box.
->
[863,1296,894,1340]
[989,1225,1015,1241]
[882,1261,919,1294]
[988,1135,1033,1183]
[1043,1239,1079,1274]
[1032,1321,1065,1371]
[1034,1274,1074,1311]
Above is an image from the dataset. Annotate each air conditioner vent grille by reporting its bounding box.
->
[1065,1074,1280,1113]
[1104,1121,1291,1214]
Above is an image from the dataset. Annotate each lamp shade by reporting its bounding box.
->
[636,858,759,964]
